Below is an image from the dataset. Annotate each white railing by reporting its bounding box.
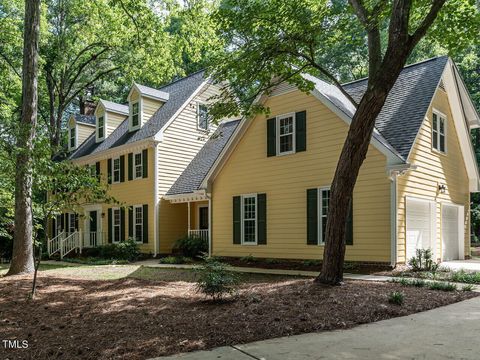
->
[83,231,106,248]
[188,229,209,241]
[48,232,64,256]
[60,231,82,259]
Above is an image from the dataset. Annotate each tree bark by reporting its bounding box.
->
[7,0,41,276]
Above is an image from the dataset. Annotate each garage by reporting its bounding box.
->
[406,197,436,261]
[442,203,465,261]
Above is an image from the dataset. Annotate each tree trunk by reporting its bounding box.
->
[317,58,410,285]
[7,0,41,276]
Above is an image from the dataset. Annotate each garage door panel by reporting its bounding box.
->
[406,198,435,261]
[442,204,463,261]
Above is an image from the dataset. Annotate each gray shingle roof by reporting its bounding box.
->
[74,114,96,126]
[70,70,206,160]
[343,56,448,160]
[100,100,129,115]
[135,83,169,101]
[166,119,241,195]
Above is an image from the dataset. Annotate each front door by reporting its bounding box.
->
[199,207,209,230]
[89,210,98,246]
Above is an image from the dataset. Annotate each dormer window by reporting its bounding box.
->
[197,103,209,131]
[131,102,140,129]
[98,115,105,139]
[68,126,76,150]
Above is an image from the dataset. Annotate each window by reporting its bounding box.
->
[241,195,257,244]
[88,164,96,177]
[197,103,209,130]
[98,116,104,139]
[134,152,143,179]
[112,157,121,183]
[134,205,143,242]
[277,113,295,155]
[132,102,139,128]
[319,188,330,244]
[432,111,446,153]
[112,208,121,243]
[69,126,76,149]
[68,213,77,234]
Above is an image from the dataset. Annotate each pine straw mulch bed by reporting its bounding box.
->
[0,269,477,360]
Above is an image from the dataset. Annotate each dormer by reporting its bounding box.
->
[127,83,169,132]
[67,114,95,151]
[95,100,129,143]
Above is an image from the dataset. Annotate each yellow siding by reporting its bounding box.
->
[159,200,187,253]
[77,124,95,146]
[142,97,162,125]
[397,88,470,263]
[211,90,392,262]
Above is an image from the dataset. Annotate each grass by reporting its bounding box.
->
[62,257,130,265]
[394,268,480,285]
[428,282,457,291]
[450,270,480,284]
[158,256,193,265]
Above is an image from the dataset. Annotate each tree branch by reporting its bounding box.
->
[0,51,21,78]
[409,0,446,48]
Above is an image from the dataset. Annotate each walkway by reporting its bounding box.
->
[156,297,480,359]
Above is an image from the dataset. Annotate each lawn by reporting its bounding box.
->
[0,264,476,360]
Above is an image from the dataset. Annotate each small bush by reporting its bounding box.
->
[388,291,404,305]
[265,258,280,264]
[450,270,480,284]
[62,257,129,265]
[173,235,207,258]
[240,255,256,263]
[391,277,426,287]
[343,262,359,271]
[428,282,457,292]
[195,258,240,301]
[302,259,321,267]
[97,238,140,261]
[159,256,192,265]
[408,249,439,272]
[462,284,475,292]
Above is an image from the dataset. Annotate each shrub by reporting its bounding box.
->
[450,270,480,284]
[302,259,321,267]
[240,254,255,263]
[195,258,240,301]
[97,238,140,261]
[173,235,207,258]
[265,258,280,264]
[408,249,439,272]
[462,284,475,292]
[388,291,404,305]
[159,256,193,265]
[428,282,457,292]
[391,277,425,287]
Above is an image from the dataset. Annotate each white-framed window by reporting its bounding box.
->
[134,152,143,179]
[112,207,121,243]
[197,103,209,131]
[68,213,77,234]
[69,126,76,149]
[276,113,295,155]
[241,194,257,245]
[432,110,446,153]
[133,205,143,242]
[131,102,140,128]
[112,157,121,183]
[98,115,105,139]
[318,187,330,245]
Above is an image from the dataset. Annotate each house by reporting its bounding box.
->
[166,56,480,265]
[49,70,239,257]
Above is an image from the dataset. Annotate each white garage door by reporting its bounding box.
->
[406,198,435,261]
[442,204,464,261]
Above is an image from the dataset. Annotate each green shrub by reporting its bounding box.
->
[450,270,480,284]
[391,277,425,287]
[159,256,192,264]
[97,238,139,261]
[428,282,457,291]
[462,284,475,292]
[408,249,439,272]
[302,259,321,267]
[240,254,256,263]
[265,258,280,264]
[388,291,404,305]
[173,235,207,258]
[62,257,129,265]
[195,258,240,301]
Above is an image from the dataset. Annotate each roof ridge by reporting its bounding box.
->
[159,69,206,90]
[341,55,448,87]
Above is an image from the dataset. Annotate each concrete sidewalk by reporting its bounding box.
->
[156,297,480,359]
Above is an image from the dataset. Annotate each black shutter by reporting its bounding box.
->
[107,158,112,184]
[120,207,126,241]
[267,118,276,157]
[95,162,100,179]
[51,218,56,238]
[74,213,79,230]
[307,188,318,245]
[60,213,65,232]
[65,213,70,234]
[108,208,112,243]
[257,193,267,245]
[120,155,125,182]
[345,199,353,245]
[295,110,306,152]
[142,204,148,243]
[142,149,148,178]
[233,196,241,244]
[128,153,133,181]
[128,206,133,238]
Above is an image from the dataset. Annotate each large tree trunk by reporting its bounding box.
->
[7,0,41,276]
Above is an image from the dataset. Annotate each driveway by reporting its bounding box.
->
[442,259,480,271]
[157,297,480,359]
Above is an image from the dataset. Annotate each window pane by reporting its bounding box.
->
[132,103,139,114]
[70,128,75,148]
[321,189,330,243]
[432,130,438,150]
[98,116,104,138]
[280,134,293,153]
[439,117,445,134]
[440,134,445,152]
[244,220,255,243]
[432,113,437,129]
[198,104,208,130]
[279,117,293,135]
[278,116,294,153]
[243,196,256,243]
[132,114,139,127]
[135,225,142,241]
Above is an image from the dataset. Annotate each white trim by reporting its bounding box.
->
[132,204,144,243]
[83,205,103,246]
[276,112,296,156]
[68,124,78,151]
[153,142,159,257]
[71,139,151,164]
[153,80,208,141]
[112,156,121,184]
[96,111,106,143]
[127,82,169,103]
[111,207,122,243]
[316,187,331,245]
[390,173,398,267]
[208,198,212,256]
[129,99,142,132]
[133,151,143,180]
[431,108,447,154]
[197,204,209,230]
[241,193,258,245]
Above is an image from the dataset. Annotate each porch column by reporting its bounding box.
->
[187,201,191,235]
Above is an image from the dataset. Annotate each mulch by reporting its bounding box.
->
[0,272,476,360]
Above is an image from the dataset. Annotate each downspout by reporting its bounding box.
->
[389,172,398,268]
[153,141,159,257]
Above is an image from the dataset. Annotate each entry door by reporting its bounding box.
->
[406,198,435,261]
[199,207,209,230]
[89,210,98,246]
[442,204,464,261]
